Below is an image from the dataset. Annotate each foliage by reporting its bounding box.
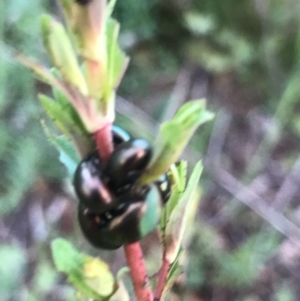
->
[52,239,117,300]
[0,1,65,216]
[15,0,213,300]
[1,0,300,300]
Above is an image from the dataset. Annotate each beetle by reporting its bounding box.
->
[105,138,152,192]
[78,203,125,250]
[74,125,171,249]
[73,126,131,213]
[78,184,162,249]
[73,152,119,213]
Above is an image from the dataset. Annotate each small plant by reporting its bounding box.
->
[18,0,213,300]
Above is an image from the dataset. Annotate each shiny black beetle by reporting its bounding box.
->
[74,125,171,249]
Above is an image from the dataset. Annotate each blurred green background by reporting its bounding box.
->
[1,1,300,300]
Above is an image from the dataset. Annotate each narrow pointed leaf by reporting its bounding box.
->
[160,161,187,231]
[16,54,72,96]
[106,18,129,93]
[167,162,187,215]
[106,0,117,18]
[40,14,88,95]
[164,161,203,263]
[39,94,81,138]
[139,100,213,184]
[51,135,80,177]
[161,250,184,300]
[41,121,80,177]
[17,54,103,133]
[51,89,100,152]
[52,88,88,134]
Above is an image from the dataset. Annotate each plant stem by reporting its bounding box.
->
[124,243,153,301]
[154,257,170,301]
[93,124,153,301]
[93,123,113,163]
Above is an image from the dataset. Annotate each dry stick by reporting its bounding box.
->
[213,167,300,247]
[154,257,170,301]
[93,123,153,301]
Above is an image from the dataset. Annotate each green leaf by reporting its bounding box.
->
[139,183,162,237]
[139,100,213,184]
[51,238,116,300]
[167,162,188,214]
[161,250,184,300]
[39,90,94,157]
[109,267,130,301]
[39,94,78,137]
[170,161,187,192]
[40,14,88,95]
[17,55,100,134]
[116,267,129,279]
[106,0,117,18]
[163,161,203,263]
[160,161,187,231]
[52,87,88,134]
[41,122,80,177]
[51,238,83,274]
[54,136,80,177]
[17,54,73,95]
[81,256,115,298]
[106,18,129,94]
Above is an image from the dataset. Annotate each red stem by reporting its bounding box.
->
[154,258,170,301]
[124,243,154,301]
[93,123,113,163]
[93,124,153,301]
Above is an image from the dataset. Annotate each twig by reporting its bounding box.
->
[154,257,170,301]
[206,108,232,167]
[212,167,300,247]
[93,124,153,301]
[273,155,300,210]
[157,65,192,130]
